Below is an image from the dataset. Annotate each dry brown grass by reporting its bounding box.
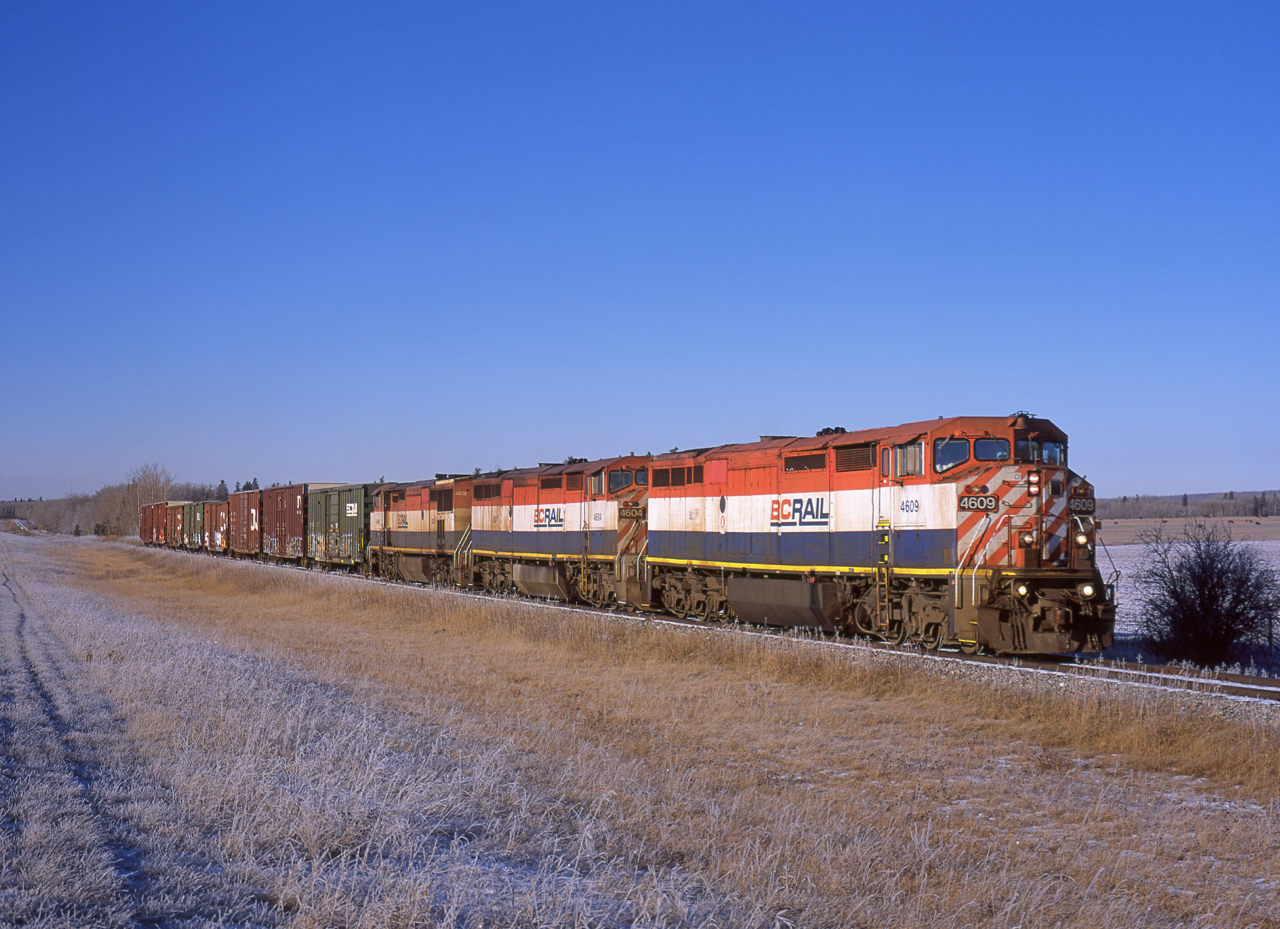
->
[15,538,1280,927]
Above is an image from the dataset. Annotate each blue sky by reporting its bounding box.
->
[3,2,1277,500]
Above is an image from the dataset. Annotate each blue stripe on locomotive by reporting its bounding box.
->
[651,529,954,569]
[472,529,619,557]
[372,530,463,554]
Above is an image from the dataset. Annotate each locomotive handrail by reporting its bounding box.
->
[953,513,992,606]
[454,526,472,568]
[973,514,1014,603]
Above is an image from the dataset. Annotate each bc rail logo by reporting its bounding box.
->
[533,506,565,530]
[770,496,830,528]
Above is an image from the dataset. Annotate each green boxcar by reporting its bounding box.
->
[182,501,205,550]
[307,483,379,568]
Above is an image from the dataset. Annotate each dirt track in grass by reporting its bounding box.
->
[3,531,1279,928]
[0,534,278,926]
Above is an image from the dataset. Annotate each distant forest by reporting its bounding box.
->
[0,465,236,537]
[1096,490,1279,520]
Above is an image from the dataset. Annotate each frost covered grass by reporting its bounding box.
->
[6,533,1280,928]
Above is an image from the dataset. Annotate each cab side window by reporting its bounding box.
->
[895,442,923,477]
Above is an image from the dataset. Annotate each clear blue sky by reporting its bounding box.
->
[3,2,1277,501]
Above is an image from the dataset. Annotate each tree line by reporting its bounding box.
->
[1097,491,1279,520]
[5,465,221,537]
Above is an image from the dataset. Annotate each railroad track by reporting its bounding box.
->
[1028,656,1280,703]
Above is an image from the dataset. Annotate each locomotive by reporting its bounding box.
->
[140,412,1115,655]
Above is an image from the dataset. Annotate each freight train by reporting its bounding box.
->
[139,413,1116,655]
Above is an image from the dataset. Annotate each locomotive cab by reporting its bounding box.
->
[954,413,1114,654]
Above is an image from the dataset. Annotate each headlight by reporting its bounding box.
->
[1080,583,1096,599]
[1016,583,1031,598]
[1075,532,1090,547]
[1019,530,1036,547]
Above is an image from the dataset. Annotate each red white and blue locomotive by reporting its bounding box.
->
[141,412,1115,655]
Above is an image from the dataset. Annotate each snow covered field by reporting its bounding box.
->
[1100,540,1280,639]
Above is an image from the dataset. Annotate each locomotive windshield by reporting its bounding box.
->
[974,438,1010,461]
[1015,439,1066,466]
[934,436,1011,472]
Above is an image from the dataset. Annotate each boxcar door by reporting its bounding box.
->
[327,491,341,562]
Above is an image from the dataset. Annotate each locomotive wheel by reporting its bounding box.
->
[702,595,726,622]
[661,584,690,620]
[852,589,880,637]
[959,639,981,655]
[885,620,907,646]
[582,574,609,608]
[920,622,943,651]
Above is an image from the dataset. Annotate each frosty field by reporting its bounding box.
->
[2,529,1278,928]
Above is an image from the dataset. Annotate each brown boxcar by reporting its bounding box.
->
[140,501,171,545]
[229,489,262,557]
[262,483,343,562]
[165,503,190,549]
[204,500,230,552]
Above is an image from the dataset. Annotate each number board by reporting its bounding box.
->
[618,505,646,521]
[958,495,999,512]
[1067,497,1096,514]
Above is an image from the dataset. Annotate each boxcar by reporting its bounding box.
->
[140,501,171,545]
[262,483,343,562]
[165,503,190,550]
[229,489,262,557]
[306,483,379,569]
[181,502,206,550]
[204,500,230,553]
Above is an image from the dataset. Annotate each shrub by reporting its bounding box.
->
[1135,523,1280,667]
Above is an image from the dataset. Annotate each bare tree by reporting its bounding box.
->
[1135,523,1280,667]
[129,463,175,505]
